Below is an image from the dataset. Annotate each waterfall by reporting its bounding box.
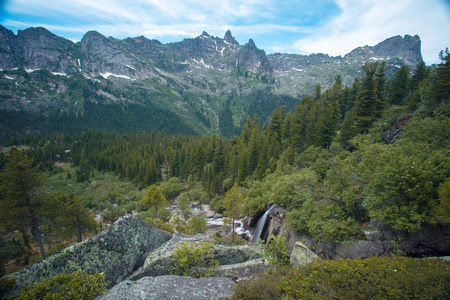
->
[252,204,277,242]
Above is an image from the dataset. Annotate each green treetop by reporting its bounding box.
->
[0,147,48,260]
[224,184,243,242]
[140,184,167,218]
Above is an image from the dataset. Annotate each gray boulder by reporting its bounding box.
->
[290,241,319,266]
[96,275,235,300]
[6,215,172,294]
[130,233,264,280]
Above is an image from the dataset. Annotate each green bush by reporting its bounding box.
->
[159,177,183,200]
[170,241,219,277]
[186,216,207,235]
[0,277,17,298]
[16,270,107,300]
[232,256,450,300]
[263,234,290,267]
[144,217,174,234]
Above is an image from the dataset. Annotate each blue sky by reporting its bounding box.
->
[1,0,449,64]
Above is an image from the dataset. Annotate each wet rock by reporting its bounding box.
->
[96,275,235,300]
[6,215,172,295]
[201,204,216,218]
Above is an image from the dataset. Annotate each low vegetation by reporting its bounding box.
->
[232,256,450,300]
[170,241,219,277]
[16,270,107,300]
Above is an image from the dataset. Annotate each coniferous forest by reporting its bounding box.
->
[1,50,449,297]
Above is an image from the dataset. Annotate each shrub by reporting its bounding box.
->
[0,277,17,298]
[16,270,107,300]
[186,216,207,235]
[159,177,183,200]
[262,234,290,267]
[232,256,450,300]
[144,218,175,234]
[170,241,219,277]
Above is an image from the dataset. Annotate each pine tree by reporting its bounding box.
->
[314,102,337,148]
[431,48,450,104]
[388,65,411,106]
[56,194,97,242]
[0,147,48,259]
[374,62,387,117]
[354,63,378,133]
[223,184,243,242]
[140,184,167,218]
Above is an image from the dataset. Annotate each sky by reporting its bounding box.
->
[0,0,449,64]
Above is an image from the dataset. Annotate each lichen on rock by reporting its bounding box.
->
[6,215,172,295]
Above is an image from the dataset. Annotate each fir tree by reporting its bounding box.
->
[354,63,378,133]
[431,48,450,104]
[388,65,411,106]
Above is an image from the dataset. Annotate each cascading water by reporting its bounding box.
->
[252,204,277,242]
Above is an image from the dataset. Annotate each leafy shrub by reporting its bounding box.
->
[186,216,207,235]
[144,218,174,234]
[16,270,107,300]
[232,256,450,300]
[170,241,219,277]
[209,194,224,213]
[0,277,17,298]
[263,234,290,267]
[159,177,183,200]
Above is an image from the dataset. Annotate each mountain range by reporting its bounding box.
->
[0,25,423,139]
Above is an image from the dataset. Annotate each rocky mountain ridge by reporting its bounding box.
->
[0,25,423,137]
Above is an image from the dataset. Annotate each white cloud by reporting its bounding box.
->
[292,0,450,64]
[3,0,449,64]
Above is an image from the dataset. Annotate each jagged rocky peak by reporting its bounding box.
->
[11,26,79,73]
[345,34,423,68]
[0,25,22,68]
[247,38,257,49]
[80,30,109,52]
[224,30,238,45]
[373,34,422,65]
[237,38,273,74]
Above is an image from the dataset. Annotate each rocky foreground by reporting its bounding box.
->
[5,215,316,299]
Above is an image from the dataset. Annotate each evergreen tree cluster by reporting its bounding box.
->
[1,51,449,269]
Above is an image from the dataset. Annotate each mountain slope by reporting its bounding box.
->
[0,25,423,139]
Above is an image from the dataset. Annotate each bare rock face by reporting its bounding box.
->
[0,25,22,68]
[0,25,80,73]
[80,31,145,77]
[291,222,450,259]
[6,215,172,295]
[96,275,235,300]
[237,39,273,74]
[373,34,423,66]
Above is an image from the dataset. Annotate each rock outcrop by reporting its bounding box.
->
[372,34,423,66]
[291,222,450,259]
[130,233,265,280]
[290,241,319,267]
[96,275,235,300]
[6,215,172,295]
